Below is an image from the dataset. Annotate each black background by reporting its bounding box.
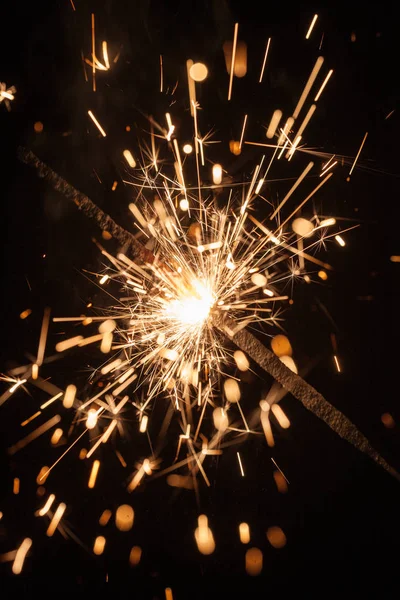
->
[1,0,400,596]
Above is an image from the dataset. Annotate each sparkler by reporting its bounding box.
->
[16,145,398,482]
[3,10,398,578]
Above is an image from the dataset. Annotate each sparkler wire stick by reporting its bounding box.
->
[17,148,399,482]
[17,147,155,264]
[214,313,400,481]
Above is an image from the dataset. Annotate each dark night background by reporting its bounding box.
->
[1,0,400,596]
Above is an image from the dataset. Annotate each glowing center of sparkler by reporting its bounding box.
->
[167,281,214,326]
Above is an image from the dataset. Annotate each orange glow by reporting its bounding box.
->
[266,526,287,548]
[129,546,142,566]
[245,547,263,576]
[115,504,134,531]
[93,536,106,555]
[271,335,292,357]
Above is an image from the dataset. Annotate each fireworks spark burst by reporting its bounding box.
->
[2,5,398,580]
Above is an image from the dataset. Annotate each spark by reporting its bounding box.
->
[314,69,334,101]
[88,459,101,488]
[0,82,16,110]
[91,14,96,91]
[334,355,341,372]
[38,494,56,516]
[46,503,66,537]
[305,14,319,40]
[123,150,136,168]
[88,110,107,137]
[239,114,248,150]
[8,415,62,455]
[228,23,239,101]
[160,55,163,92]
[270,161,314,220]
[12,538,32,575]
[335,235,345,247]
[259,37,271,83]
[348,132,368,176]
[293,56,324,119]
[237,452,245,476]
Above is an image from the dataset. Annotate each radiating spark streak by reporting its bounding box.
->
[334,355,341,372]
[46,503,66,537]
[112,373,137,397]
[91,14,96,91]
[348,132,368,175]
[237,452,245,476]
[12,538,32,575]
[270,162,314,220]
[13,478,20,494]
[102,41,110,69]
[277,117,295,146]
[271,457,290,484]
[320,160,337,176]
[21,411,41,427]
[0,378,27,407]
[188,439,210,486]
[101,358,122,374]
[40,391,63,410]
[228,23,239,101]
[86,420,117,459]
[279,172,333,229]
[305,14,318,39]
[56,336,84,352]
[314,69,333,102]
[8,415,61,456]
[88,460,101,488]
[36,307,51,367]
[78,333,104,347]
[69,0,76,9]
[293,56,324,119]
[165,113,175,141]
[186,60,197,117]
[88,110,106,137]
[38,494,56,516]
[160,55,164,92]
[259,37,271,83]
[239,114,248,150]
[287,135,302,160]
[44,429,88,478]
[295,104,316,139]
